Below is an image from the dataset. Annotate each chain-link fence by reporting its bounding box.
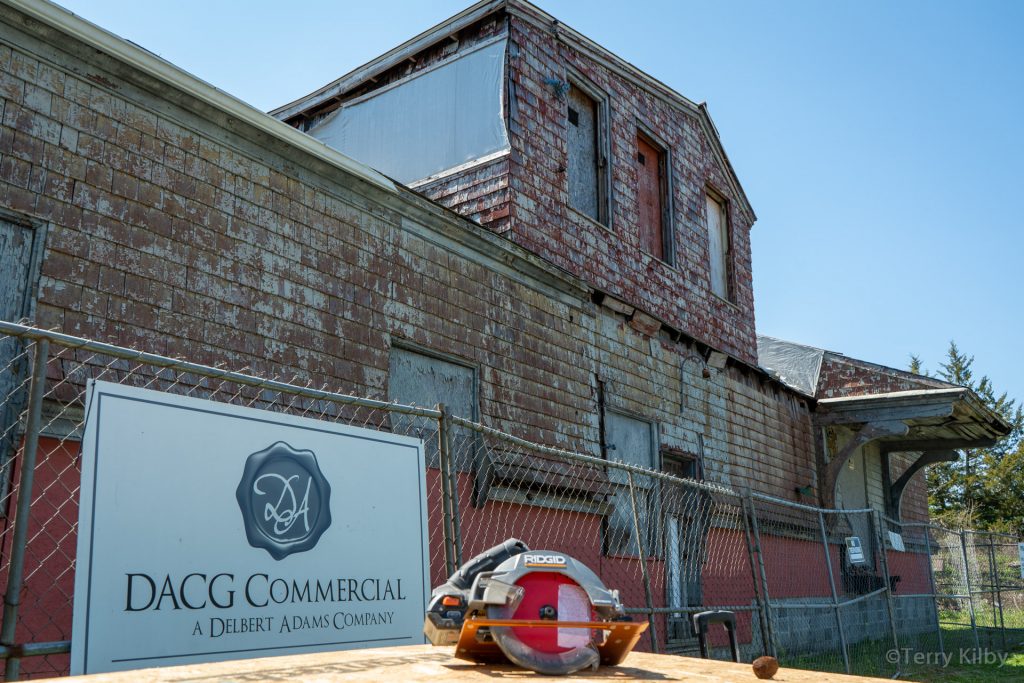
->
[0,319,1020,680]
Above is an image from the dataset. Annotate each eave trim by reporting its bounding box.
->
[4,0,396,194]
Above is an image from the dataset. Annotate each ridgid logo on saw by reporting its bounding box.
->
[523,554,566,567]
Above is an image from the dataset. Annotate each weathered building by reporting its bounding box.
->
[272,0,1008,523]
[0,0,1011,672]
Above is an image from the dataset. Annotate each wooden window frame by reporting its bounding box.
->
[565,70,613,229]
[601,408,661,559]
[388,338,480,422]
[661,447,701,482]
[387,340,485,501]
[705,185,734,302]
[0,207,48,323]
[635,123,675,266]
[0,208,48,513]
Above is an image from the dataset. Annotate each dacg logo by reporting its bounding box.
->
[236,442,332,560]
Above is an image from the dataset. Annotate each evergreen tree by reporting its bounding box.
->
[914,342,1024,531]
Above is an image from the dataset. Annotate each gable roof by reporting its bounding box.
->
[269,0,755,222]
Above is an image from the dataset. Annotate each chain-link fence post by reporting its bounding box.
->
[443,407,462,567]
[984,533,997,644]
[959,529,982,651]
[742,489,775,658]
[626,471,658,653]
[872,511,900,664]
[989,534,1006,650]
[817,509,850,674]
[0,338,48,681]
[922,524,945,656]
[435,403,456,577]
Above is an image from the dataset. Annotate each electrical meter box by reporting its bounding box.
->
[845,536,866,566]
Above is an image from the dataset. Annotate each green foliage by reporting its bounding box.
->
[917,342,1024,532]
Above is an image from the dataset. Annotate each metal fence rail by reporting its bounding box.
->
[0,320,1020,679]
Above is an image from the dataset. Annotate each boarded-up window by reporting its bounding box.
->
[637,133,668,262]
[567,84,607,224]
[603,411,658,557]
[706,192,731,299]
[0,215,46,506]
[388,346,476,470]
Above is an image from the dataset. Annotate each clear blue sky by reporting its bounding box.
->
[55,0,1024,402]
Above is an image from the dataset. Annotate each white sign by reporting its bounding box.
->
[71,381,429,674]
[1019,543,1024,580]
[888,531,906,552]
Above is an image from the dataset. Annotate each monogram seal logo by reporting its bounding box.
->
[236,442,332,560]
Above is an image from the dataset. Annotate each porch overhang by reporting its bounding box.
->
[814,388,1011,512]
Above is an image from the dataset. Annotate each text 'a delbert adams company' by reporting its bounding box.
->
[125,574,408,638]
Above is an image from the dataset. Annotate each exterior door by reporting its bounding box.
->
[837,448,875,567]
[603,411,657,556]
[663,454,707,638]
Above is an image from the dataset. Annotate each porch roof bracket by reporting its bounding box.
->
[888,449,958,519]
[822,419,909,510]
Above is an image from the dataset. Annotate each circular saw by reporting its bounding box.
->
[424,539,647,675]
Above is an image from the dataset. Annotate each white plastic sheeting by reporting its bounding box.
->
[756,336,825,397]
[308,38,509,185]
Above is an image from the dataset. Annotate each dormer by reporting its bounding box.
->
[273,0,759,366]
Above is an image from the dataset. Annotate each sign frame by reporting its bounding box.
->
[71,380,430,674]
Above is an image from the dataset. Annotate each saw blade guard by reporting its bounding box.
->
[482,551,622,674]
[487,572,601,674]
[425,540,646,675]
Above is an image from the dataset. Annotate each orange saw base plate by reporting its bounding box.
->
[453,618,649,666]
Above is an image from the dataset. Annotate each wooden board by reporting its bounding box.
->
[43,644,898,682]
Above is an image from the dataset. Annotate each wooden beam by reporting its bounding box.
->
[879,437,997,453]
[815,402,954,427]
[821,420,908,510]
[889,450,958,517]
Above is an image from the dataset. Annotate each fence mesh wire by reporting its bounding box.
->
[0,321,1021,680]
[0,330,442,679]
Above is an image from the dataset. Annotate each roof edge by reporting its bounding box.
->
[269,0,507,121]
[268,0,756,224]
[4,0,396,194]
[822,349,958,391]
[818,387,969,406]
[818,387,1012,436]
[506,0,755,223]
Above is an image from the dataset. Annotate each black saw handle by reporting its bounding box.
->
[445,538,529,591]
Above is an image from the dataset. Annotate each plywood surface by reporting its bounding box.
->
[45,644,897,682]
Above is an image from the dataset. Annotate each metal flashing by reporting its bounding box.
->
[270,0,508,121]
